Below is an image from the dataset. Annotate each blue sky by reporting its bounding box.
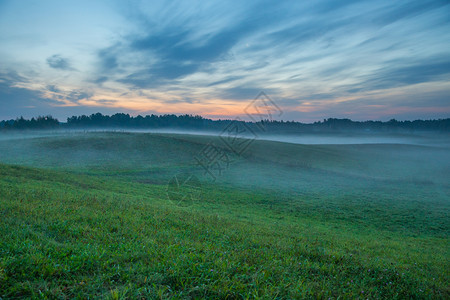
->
[0,0,449,122]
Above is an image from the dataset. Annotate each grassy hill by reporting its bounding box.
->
[0,132,448,298]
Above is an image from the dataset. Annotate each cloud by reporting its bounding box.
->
[0,71,59,119]
[66,90,92,102]
[347,57,450,92]
[373,0,449,26]
[0,71,128,119]
[46,84,61,93]
[110,23,256,87]
[92,76,109,84]
[98,46,119,71]
[207,76,245,87]
[95,0,290,89]
[221,86,273,100]
[1,0,449,121]
[46,54,74,71]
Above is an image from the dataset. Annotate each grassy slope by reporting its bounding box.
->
[0,132,448,298]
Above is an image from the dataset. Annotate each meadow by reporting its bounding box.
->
[0,131,448,298]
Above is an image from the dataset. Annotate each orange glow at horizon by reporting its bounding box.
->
[78,96,253,117]
[22,77,449,121]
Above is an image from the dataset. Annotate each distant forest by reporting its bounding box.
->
[1,113,449,133]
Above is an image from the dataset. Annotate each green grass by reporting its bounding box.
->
[0,132,448,298]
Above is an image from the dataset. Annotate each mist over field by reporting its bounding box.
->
[1,128,449,299]
[2,126,448,145]
[0,130,448,230]
[1,0,450,297]
[1,129,448,198]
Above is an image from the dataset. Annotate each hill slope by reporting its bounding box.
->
[0,132,448,298]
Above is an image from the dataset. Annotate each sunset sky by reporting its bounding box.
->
[0,0,449,122]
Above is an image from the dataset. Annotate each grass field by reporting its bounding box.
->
[0,131,448,298]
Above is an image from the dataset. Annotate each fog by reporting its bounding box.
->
[0,129,448,236]
[0,129,448,192]
[1,128,448,147]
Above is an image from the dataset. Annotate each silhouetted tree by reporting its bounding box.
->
[1,113,449,132]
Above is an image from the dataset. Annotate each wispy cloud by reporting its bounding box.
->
[0,0,449,120]
[46,54,75,71]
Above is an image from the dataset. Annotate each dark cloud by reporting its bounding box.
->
[207,76,245,87]
[221,86,275,100]
[0,79,125,120]
[46,54,74,70]
[311,0,361,14]
[92,76,109,84]
[67,90,91,102]
[0,72,96,119]
[46,84,61,93]
[98,47,119,71]
[355,58,450,91]
[45,84,91,102]
[117,22,257,86]
[267,21,331,47]
[244,62,270,72]
[117,70,174,89]
[373,0,449,27]
[94,99,118,105]
[0,72,58,119]
[130,30,190,55]
[0,70,28,83]
[97,1,288,89]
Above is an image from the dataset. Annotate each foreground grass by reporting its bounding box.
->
[0,164,448,298]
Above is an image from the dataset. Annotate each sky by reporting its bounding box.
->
[0,0,449,122]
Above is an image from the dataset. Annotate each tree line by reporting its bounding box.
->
[1,113,449,132]
[0,116,60,130]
